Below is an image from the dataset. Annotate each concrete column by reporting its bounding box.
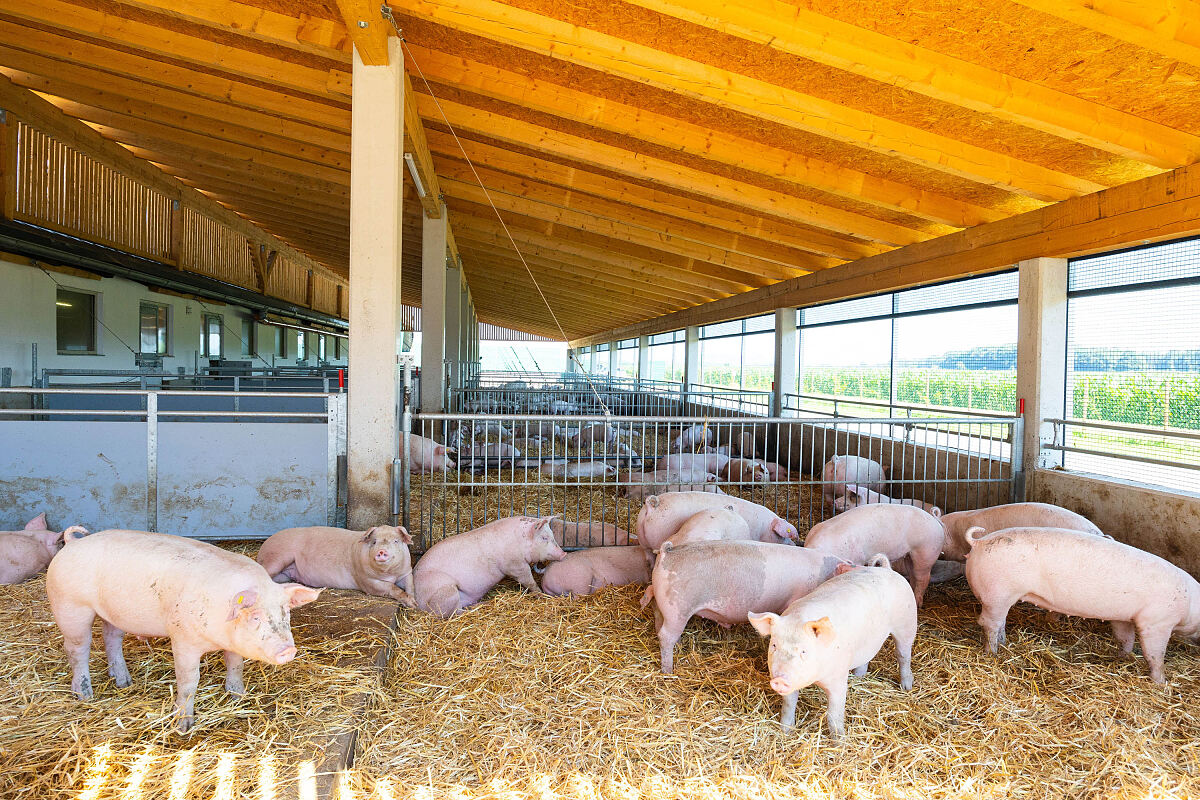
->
[683,325,700,389]
[607,343,618,376]
[773,308,797,416]
[346,37,404,529]
[444,262,462,387]
[419,205,447,412]
[638,335,651,383]
[1016,256,1069,496]
[566,349,576,373]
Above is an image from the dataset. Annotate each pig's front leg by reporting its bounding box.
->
[102,620,132,688]
[171,641,205,734]
[779,689,799,733]
[382,580,416,609]
[509,562,542,594]
[819,676,849,741]
[223,650,244,696]
[852,663,869,677]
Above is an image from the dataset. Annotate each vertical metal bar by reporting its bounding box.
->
[1010,415,1025,502]
[146,391,158,533]
[326,393,342,527]
[233,375,240,414]
[401,362,412,534]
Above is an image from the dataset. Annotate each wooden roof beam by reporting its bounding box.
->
[397,0,1107,201]
[625,0,1200,169]
[1011,0,1200,70]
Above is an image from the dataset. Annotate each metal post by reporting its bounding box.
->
[400,360,412,533]
[1010,414,1025,502]
[146,392,158,532]
[327,393,346,527]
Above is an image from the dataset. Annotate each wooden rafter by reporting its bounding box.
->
[1011,0,1200,70]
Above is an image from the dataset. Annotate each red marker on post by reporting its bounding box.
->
[338,369,345,391]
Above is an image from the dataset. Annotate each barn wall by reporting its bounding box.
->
[1031,469,1200,577]
[0,257,346,388]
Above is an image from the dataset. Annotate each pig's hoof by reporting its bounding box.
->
[225,678,245,696]
[111,673,132,689]
[73,674,93,701]
[176,716,194,735]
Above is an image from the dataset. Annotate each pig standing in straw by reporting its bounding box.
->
[47,529,321,733]
[749,554,917,739]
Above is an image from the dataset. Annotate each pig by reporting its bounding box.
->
[644,540,846,673]
[412,516,566,618]
[803,504,943,607]
[549,400,578,414]
[715,430,757,458]
[549,519,631,548]
[46,529,321,733]
[759,461,791,481]
[636,491,799,553]
[833,484,942,517]
[963,526,1200,683]
[660,507,751,552]
[513,421,561,439]
[569,423,616,449]
[0,519,87,584]
[671,423,712,452]
[540,461,617,481]
[938,502,1104,561]
[657,452,731,474]
[619,470,722,500]
[256,525,415,606]
[408,433,455,473]
[541,546,650,596]
[722,458,770,484]
[748,554,917,739]
[821,455,887,509]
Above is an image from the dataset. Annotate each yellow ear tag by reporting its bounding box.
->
[237,595,244,605]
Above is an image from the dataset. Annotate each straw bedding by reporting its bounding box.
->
[352,581,1200,800]
[0,545,396,800]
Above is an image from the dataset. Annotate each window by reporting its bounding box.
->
[698,315,775,392]
[296,331,307,361]
[335,337,344,361]
[240,318,255,358]
[318,335,327,363]
[613,338,639,378]
[201,314,223,359]
[592,342,610,375]
[139,302,170,355]
[648,330,684,382]
[1063,240,1200,492]
[56,288,98,354]
[275,327,287,359]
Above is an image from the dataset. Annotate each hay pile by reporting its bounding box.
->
[352,581,1200,799]
[0,547,395,800]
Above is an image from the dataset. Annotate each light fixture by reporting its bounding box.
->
[403,152,426,199]
[55,301,71,307]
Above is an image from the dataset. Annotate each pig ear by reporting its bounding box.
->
[361,526,378,543]
[834,563,856,576]
[227,589,260,621]
[435,445,447,455]
[806,616,835,641]
[771,519,798,541]
[283,583,322,608]
[747,612,779,637]
[397,525,413,545]
[25,512,49,530]
[845,485,862,501]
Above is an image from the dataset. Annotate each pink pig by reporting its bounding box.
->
[408,433,455,473]
[660,507,751,552]
[0,515,86,585]
[821,455,886,509]
[833,484,942,517]
[964,526,1200,683]
[412,516,566,618]
[636,492,798,553]
[257,525,415,606]
[721,459,770,484]
[748,554,917,739]
[644,540,846,673]
[619,470,723,500]
[549,519,631,548]
[46,529,321,733]
[541,546,649,596]
[803,504,943,606]
[657,452,731,474]
[938,502,1104,561]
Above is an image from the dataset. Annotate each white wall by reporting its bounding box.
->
[0,257,346,386]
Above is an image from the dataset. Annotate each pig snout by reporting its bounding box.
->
[274,644,298,664]
[769,675,793,694]
[375,548,392,562]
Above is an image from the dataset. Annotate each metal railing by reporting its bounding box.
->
[1044,416,1200,493]
[400,412,1018,551]
[785,391,1016,422]
[0,386,346,536]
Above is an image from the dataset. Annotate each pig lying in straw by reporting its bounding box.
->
[821,455,886,510]
[938,502,1104,561]
[413,516,566,618]
[47,529,321,733]
[803,504,944,607]
[644,540,846,673]
[619,470,723,500]
[257,525,415,607]
[549,519,631,548]
[749,554,917,739]
[833,484,942,517]
[541,546,649,596]
[635,491,799,554]
[0,514,86,585]
[964,526,1200,683]
[408,433,455,473]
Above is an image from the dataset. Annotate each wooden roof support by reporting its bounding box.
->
[397,0,1108,201]
[416,93,930,246]
[405,44,1003,228]
[626,0,1200,169]
[1011,0,1200,70]
[570,160,1200,345]
[333,1,391,66]
[0,71,345,287]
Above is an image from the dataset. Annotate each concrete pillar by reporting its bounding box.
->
[608,343,618,376]
[773,308,797,416]
[419,205,447,412]
[683,325,700,389]
[444,262,462,387]
[638,335,651,383]
[566,349,577,373]
[346,37,404,529]
[1016,256,1069,497]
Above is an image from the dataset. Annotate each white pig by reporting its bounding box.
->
[46,530,321,733]
[748,554,917,739]
[549,519,631,547]
[407,433,455,473]
[540,461,617,480]
[541,546,649,596]
[619,470,723,500]
[722,458,770,484]
[660,507,751,552]
[964,526,1200,683]
[833,484,942,517]
[657,452,731,474]
[821,455,887,509]
[803,504,943,606]
[636,491,798,553]
[412,516,566,618]
[671,423,712,452]
[0,518,86,585]
[939,502,1104,561]
[257,525,415,606]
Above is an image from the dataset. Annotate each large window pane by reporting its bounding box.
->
[740,331,774,391]
[139,302,169,355]
[56,288,97,354]
[799,319,891,414]
[699,336,741,388]
[648,342,682,381]
[202,314,223,359]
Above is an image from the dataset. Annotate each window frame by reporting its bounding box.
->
[55,286,101,356]
[201,313,224,360]
[138,301,172,356]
